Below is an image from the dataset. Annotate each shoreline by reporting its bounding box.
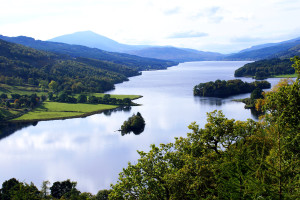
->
[9,106,118,123]
[7,95,143,123]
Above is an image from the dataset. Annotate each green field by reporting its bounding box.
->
[272,73,297,78]
[12,102,118,121]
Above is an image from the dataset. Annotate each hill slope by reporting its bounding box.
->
[48,31,149,52]
[127,46,224,62]
[47,31,224,62]
[0,39,140,92]
[226,37,300,60]
[0,35,177,71]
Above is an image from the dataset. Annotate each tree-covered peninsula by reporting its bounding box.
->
[234,58,295,79]
[193,79,271,97]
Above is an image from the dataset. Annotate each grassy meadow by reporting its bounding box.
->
[272,73,297,78]
[12,102,118,121]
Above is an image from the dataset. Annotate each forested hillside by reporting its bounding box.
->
[234,58,295,79]
[0,39,139,92]
[0,35,177,71]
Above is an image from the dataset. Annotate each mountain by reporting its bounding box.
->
[127,47,224,62]
[226,37,300,60]
[48,31,224,62]
[0,35,177,71]
[48,31,150,52]
[0,38,141,92]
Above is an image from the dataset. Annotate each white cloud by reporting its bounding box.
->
[168,31,208,39]
[0,0,300,53]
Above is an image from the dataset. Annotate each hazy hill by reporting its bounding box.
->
[48,31,149,52]
[127,46,224,62]
[0,35,176,71]
[47,31,224,62]
[0,39,140,92]
[226,37,300,60]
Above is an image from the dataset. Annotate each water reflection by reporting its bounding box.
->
[103,106,132,116]
[194,96,225,106]
[0,121,39,140]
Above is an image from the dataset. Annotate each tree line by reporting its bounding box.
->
[193,79,271,97]
[0,178,111,200]
[50,93,134,106]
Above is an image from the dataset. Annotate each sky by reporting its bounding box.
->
[1,0,300,53]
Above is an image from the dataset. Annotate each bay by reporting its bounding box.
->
[0,61,284,193]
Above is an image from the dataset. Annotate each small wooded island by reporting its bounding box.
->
[193,79,271,97]
[120,112,146,136]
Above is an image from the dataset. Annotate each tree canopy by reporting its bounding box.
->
[120,112,146,136]
[193,79,271,97]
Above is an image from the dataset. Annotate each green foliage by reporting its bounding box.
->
[193,79,270,97]
[234,58,295,79]
[50,179,80,199]
[120,112,146,135]
[95,189,111,200]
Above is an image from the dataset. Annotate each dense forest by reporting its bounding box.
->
[0,39,140,93]
[193,79,271,97]
[234,58,295,79]
[0,35,177,71]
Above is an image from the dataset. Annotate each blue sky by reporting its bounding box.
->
[1,0,300,53]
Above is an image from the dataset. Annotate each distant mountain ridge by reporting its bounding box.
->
[226,37,300,60]
[127,46,224,62]
[48,31,225,62]
[48,31,150,52]
[0,34,176,71]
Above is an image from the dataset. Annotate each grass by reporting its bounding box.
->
[271,73,297,78]
[11,102,118,122]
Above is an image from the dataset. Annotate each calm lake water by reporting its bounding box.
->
[0,61,284,193]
